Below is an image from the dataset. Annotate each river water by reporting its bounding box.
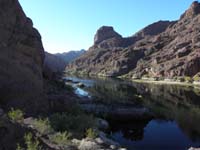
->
[64,76,200,150]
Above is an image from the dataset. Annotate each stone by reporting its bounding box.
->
[96,118,109,130]
[78,139,101,150]
[98,132,120,147]
[72,139,81,145]
[181,1,200,18]
[188,147,200,150]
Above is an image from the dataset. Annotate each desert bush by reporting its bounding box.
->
[48,131,71,145]
[176,76,185,82]
[32,118,53,135]
[8,108,24,122]
[25,133,42,150]
[142,74,150,78]
[184,76,193,83]
[50,113,95,135]
[17,133,42,150]
[86,128,98,139]
[64,104,83,115]
[193,75,200,82]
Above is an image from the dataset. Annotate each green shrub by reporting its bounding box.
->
[48,131,71,145]
[50,113,95,135]
[193,75,200,82]
[16,144,23,150]
[17,133,42,150]
[176,76,184,82]
[32,118,53,135]
[65,84,74,92]
[86,128,98,139]
[65,104,83,115]
[8,108,24,122]
[24,133,42,150]
[184,76,193,83]
[142,74,150,78]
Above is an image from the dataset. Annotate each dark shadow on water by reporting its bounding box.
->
[64,76,200,150]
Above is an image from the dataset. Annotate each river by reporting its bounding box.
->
[64,76,200,150]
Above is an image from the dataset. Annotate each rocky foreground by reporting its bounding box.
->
[66,1,200,81]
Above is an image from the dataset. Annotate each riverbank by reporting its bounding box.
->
[65,72,200,89]
[131,79,200,90]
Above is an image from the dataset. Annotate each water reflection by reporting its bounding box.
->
[65,76,200,149]
[132,83,200,142]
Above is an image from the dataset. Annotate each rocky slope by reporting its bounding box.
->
[0,0,47,113]
[66,1,200,79]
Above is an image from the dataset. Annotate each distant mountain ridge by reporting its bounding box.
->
[66,1,200,79]
[44,49,86,74]
[55,49,86,64]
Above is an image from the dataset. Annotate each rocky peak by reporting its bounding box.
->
[181,1,200,19]
[94,26,122,45]
[134,21,174,37]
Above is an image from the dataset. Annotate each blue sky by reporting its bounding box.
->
[19,0,195,53]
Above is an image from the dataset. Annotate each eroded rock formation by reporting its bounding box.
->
[66,1,200,79]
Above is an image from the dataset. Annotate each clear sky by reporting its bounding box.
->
[19,0,196,53]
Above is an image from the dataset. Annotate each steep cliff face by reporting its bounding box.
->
[132,1,200,78]
[66,1,200,78]
[66,21,173,77]
[0,0,45,113]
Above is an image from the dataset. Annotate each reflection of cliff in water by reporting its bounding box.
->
[86,79,142,105]
[132,83,200,141]
[109,119,151,141]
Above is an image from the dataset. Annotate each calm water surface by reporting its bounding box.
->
[64,76,200,150]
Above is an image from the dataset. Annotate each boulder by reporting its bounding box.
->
[188,147,200,150]
[96,118,109,130]
[78,139,102,150]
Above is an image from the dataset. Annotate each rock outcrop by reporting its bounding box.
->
[66,1,200,79]
[132,1,200,78]
[94,26,122,45]
[0,0,46,113]
[66,21,173,76]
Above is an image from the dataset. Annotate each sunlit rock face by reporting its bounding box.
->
[66,1,200,79]
[94,26,122,45]
[0,0,46,114]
